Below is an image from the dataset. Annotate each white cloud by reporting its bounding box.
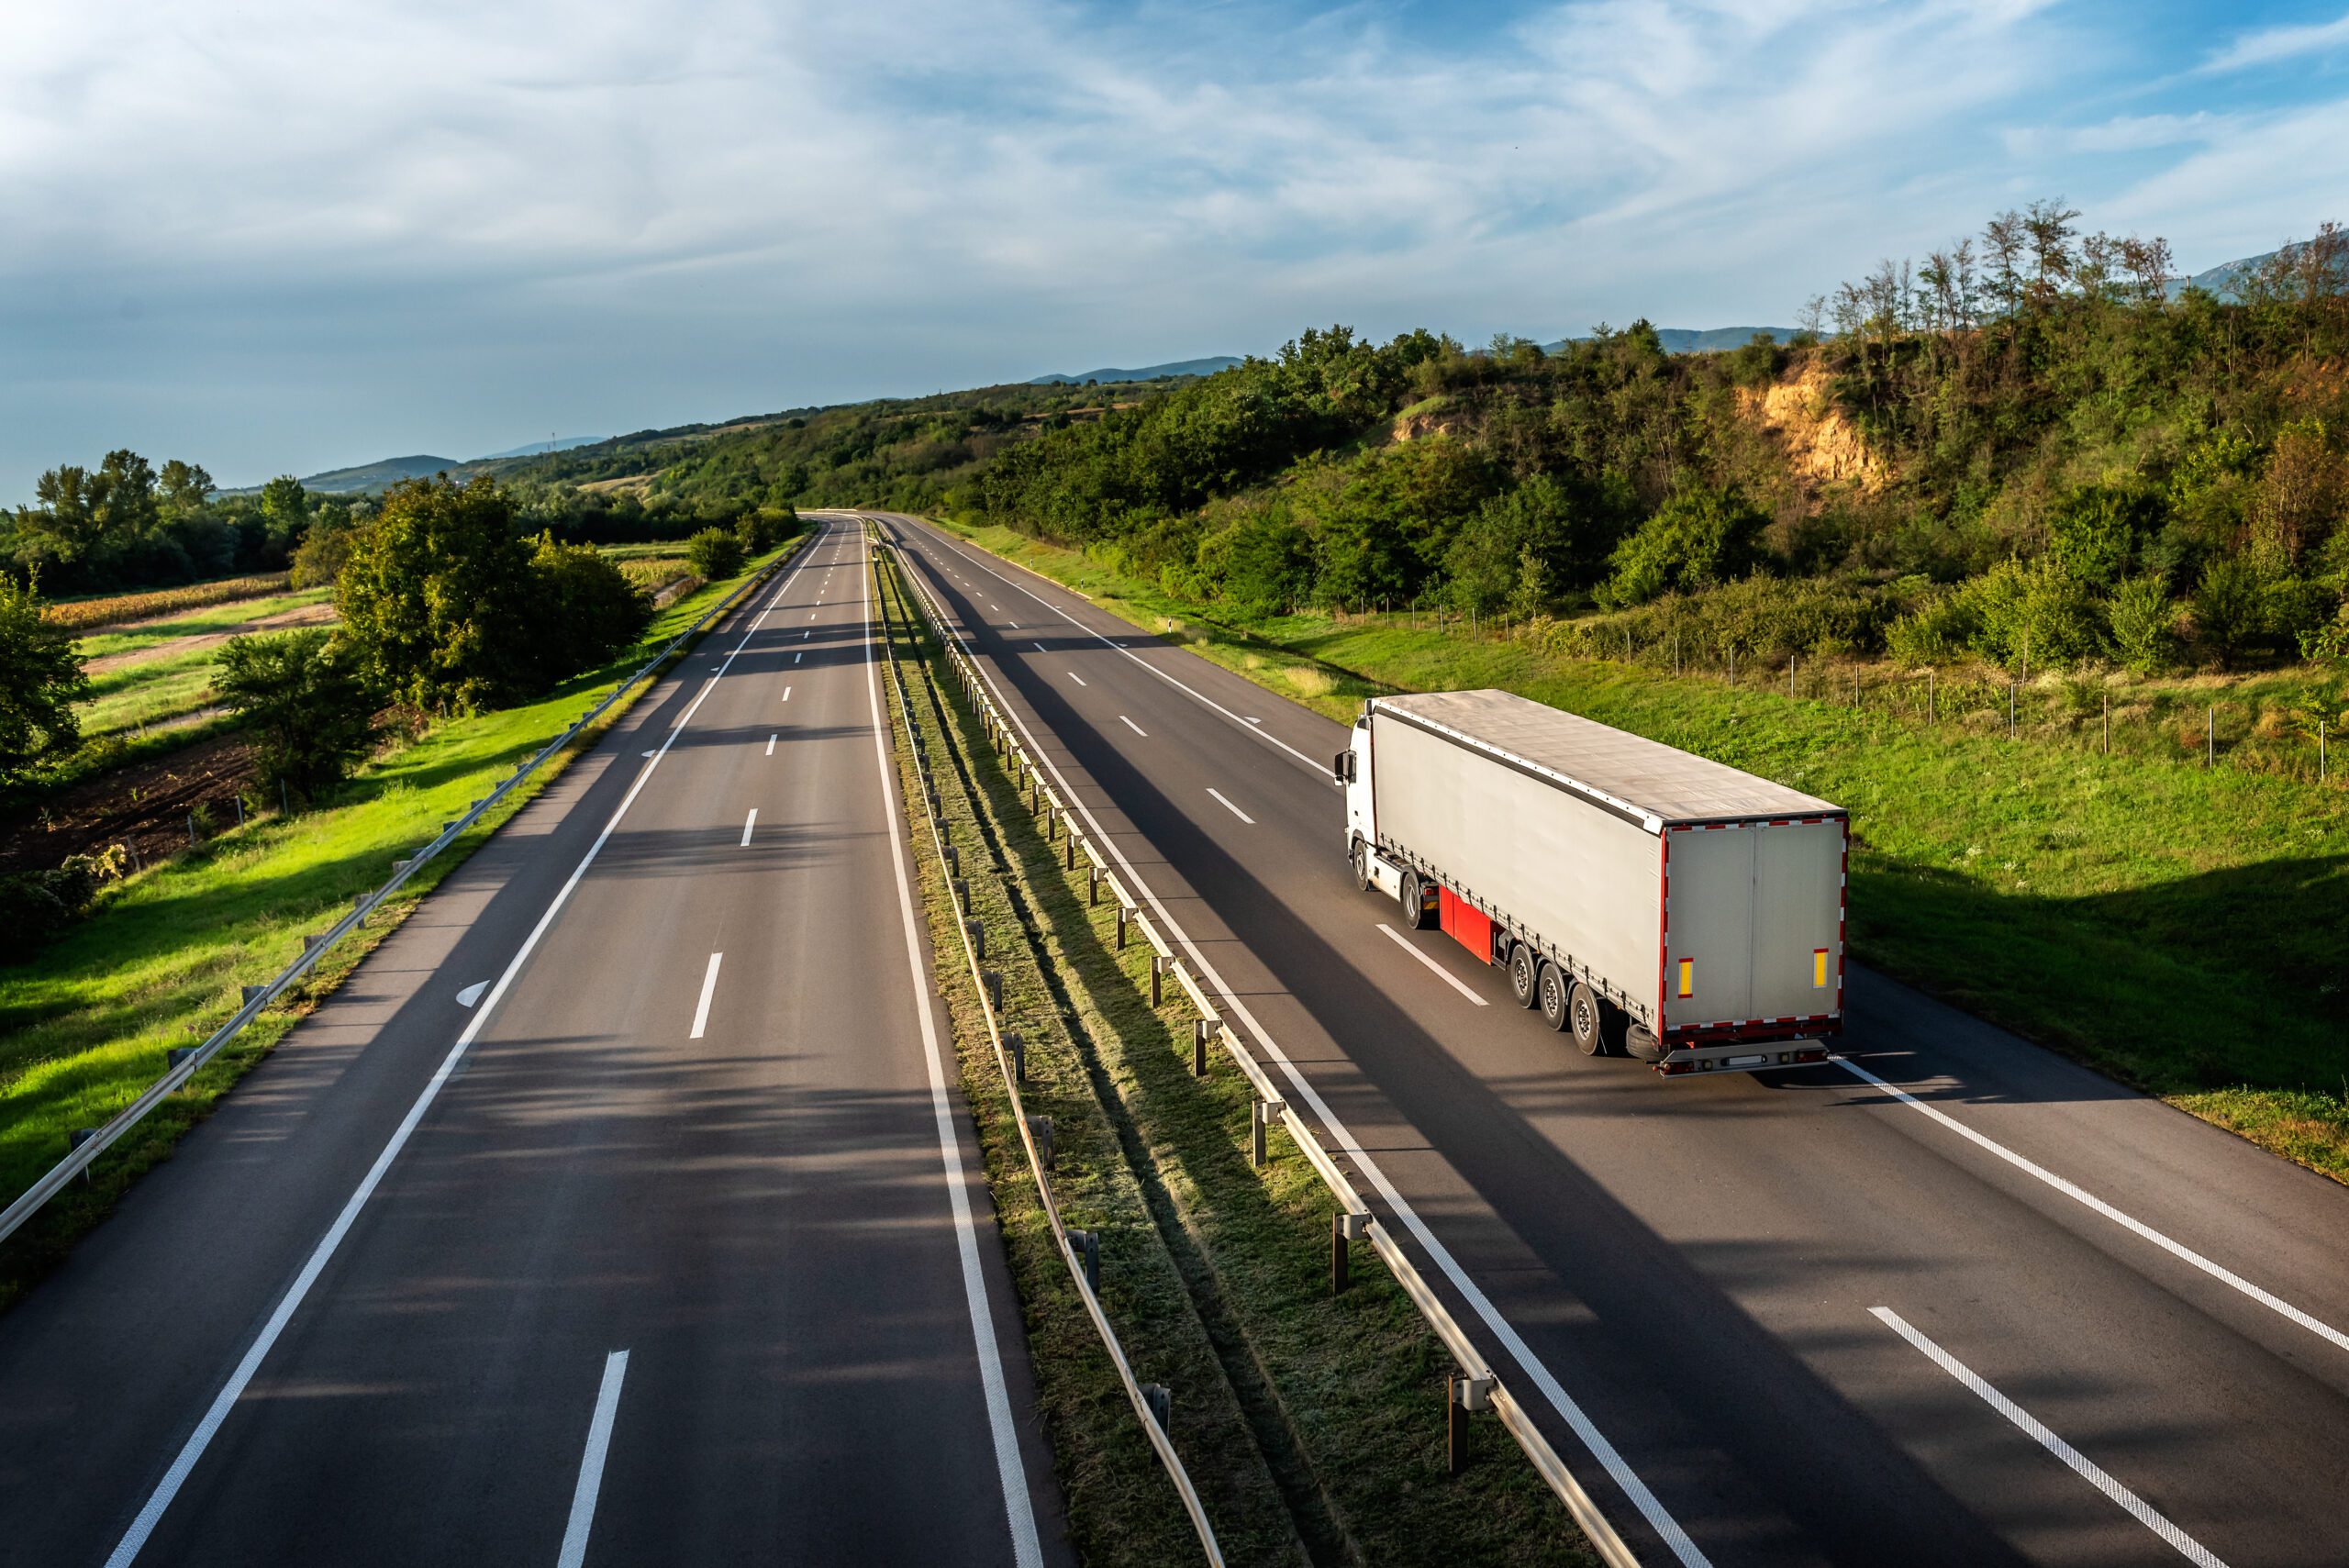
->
[2200,9,2349,74]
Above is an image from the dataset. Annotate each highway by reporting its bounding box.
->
[869,507,2349,1568]
[0,522,1071,1567]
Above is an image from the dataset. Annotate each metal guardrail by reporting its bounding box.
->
[866,532,1225,1565]
[875,525,1642,1568]
[0,535,817,1249]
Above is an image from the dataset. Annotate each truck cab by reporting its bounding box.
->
[1334,717,1399,897]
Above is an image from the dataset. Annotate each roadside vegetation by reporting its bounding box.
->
[874,552,1592,1566]
[931,515,2349,1184]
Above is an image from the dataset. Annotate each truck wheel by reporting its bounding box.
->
[1537,962,1571,1030]
[1508,944,1539,1008]
[1400,870,1434,930]
[1567,981,1607,1056]
[1351,840,1371,892]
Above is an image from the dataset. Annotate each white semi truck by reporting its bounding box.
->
[1335,690,1846,1075]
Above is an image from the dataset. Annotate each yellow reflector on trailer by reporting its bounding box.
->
[1813,948,1830,988]
[1677,959,1694,998]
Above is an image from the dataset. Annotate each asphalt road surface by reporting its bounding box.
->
[0,522,1072,1568]
[867,507,2349,1568]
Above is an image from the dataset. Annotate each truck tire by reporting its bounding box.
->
[1508,944,1539,1008]
[1567,981,1607,1056]
[1351,840,1372,892]
[1537,962,1571,1030]
[1400,870,1434,930]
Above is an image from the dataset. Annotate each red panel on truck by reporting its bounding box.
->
[1438,886,1496,965]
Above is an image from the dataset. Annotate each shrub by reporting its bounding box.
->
[735,510,777,558]
[214,628,378,794]
[1886,589,1980,665]
[2301,600,2349,666]
[1,570,92,789]
[1553,576,1902,664]
[1963,557,2102,672]
[1598,485,1767,608]
[685,527,744,583]
[290,507,362,589]
[525,533,653,684]
[0,844,127,957]
[2104,573,2179,674]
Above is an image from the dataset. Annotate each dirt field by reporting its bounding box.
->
[82,600,338,675]
[0,730,264,875]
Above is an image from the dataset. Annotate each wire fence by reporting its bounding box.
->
[875,528,1643,1568]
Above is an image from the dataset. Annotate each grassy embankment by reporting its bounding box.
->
[874,553,1592,1567]
[930,518,2349,1184]
[0,539,806,1307]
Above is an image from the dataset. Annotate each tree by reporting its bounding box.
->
[1599,486,1769,607]
[158,460,215,517]
[524,533,652,685]
[214,628,377,794]
[289,499,362,588]
[336,476,540,713]
[685,527,744,582]
[0,572,93,788]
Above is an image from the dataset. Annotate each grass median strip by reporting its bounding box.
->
[0,539,807,1309]
[927,517,2349,1188]
[876,552,1595,1567]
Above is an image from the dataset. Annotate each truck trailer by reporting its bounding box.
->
[1334,690,1847,1075]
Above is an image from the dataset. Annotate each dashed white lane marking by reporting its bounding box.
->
[1835,1055,2349,1357]
[1034,642,1047,653]
[740,809,757,847]
[782,686,792,701]
[1119,715,1147,737]
[690,952,723,1040]
[1376,923,1490,1006]
[555,1349,631,1568]
[1066,672,1087,686]
[1871,1308,2229,1567]
[1207,788,1255,825]
[795,652,803,664]
[766,735,776,755]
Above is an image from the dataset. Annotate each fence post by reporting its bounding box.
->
[2208,706,2214,767]
[2103,695,2110,756]
[2009,684,2016,739]
[1928,667,1935,724]
[2323,720,2329,783]
[1788,655,1796,696]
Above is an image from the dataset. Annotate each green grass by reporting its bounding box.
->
[0,539,806,1306]
[876,555,1593,1565]
[73,588,332,662]
[933,518,2349,1185]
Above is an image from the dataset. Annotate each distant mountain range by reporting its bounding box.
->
[280,436,608,493]
[476,435,608,460]
[1026,357,1242,385]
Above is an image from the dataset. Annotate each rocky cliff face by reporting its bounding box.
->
[1739,361,1887,493]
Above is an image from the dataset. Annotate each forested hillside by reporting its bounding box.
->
[970,207,2349,677]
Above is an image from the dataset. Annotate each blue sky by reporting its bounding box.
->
[3,0,2347,499]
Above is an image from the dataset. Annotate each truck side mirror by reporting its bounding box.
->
[1333,751,1356,784]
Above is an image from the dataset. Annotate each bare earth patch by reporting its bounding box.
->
[82,601,339,675]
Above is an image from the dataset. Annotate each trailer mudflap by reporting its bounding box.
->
[1653,1040,1831,1077]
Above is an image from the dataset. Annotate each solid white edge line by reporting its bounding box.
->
[1870,1308,2229,1567]
[907,517,2349,1366]
[102,528,829,1568]
[1834,1055,2349,1356]
[1377,923,1490,1006]
[884,524,1709,1568]
[554,1349,632,1568]
[906,520,1327,777]
[1119,715,1146,737]
[859,532,1045,1568]
[740,809,757,848]
[690,955,723,1040]
[1206,787,1256,826]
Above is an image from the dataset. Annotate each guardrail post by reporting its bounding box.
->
[952,877,969,908]
[1029,1114,1054,1171]
[1088,865,1101,906]
[1007,1030,1026,1083]
[1063,831,1077,871]
[1070,1227,1100,1294]
[966,920,985,961]
[1116,906,1129,950]
[1192,1018,1210,1076]
[68,1129,97,1182]
[1332,1213,1351,1294]
[1150,954,1164,1006]
[1449,1374,1469,1473]
[982,971,1003,1011]
[1251,1099,1275,1166]
[1143,1384,1172,1434]
[240,984,266,1006]
[944,843,959,877]
[166,1047,197,1073]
